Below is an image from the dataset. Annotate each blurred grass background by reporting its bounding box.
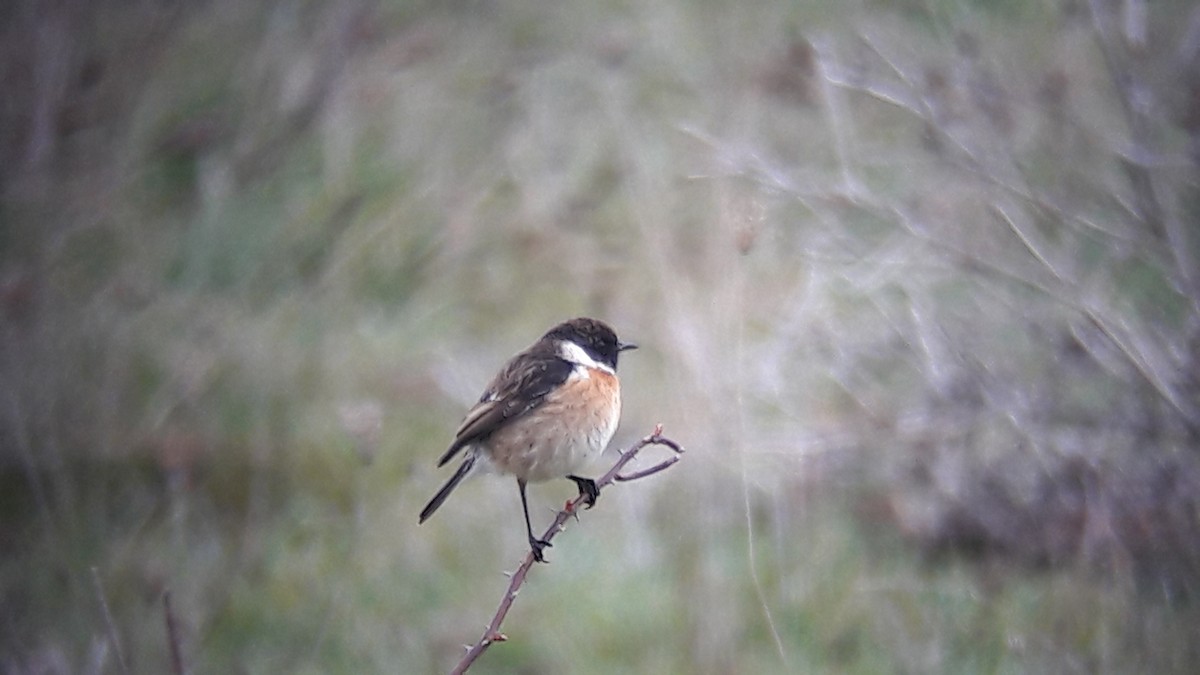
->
[3,0,1200,672]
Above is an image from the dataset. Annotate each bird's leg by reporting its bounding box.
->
[567,475,600,509]
[518,479,551,563]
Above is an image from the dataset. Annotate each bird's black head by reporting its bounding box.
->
[544,317,637,371]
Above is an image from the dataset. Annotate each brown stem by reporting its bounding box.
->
[448,425,684,675]
[615,454,682,482]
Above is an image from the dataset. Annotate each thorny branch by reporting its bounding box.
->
[449,425,684,675]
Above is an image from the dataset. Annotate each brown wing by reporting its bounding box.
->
[435,349,573,467]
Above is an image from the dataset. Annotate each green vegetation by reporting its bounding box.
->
[2,0,1198,672]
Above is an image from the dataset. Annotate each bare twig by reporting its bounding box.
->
[449,425,684,675]
[164,591,185,675]
[612,455,680,482]
[91,567,130,675]
[812,40,860,194]
[1087,0,1166,234]
[991,202,1071,284]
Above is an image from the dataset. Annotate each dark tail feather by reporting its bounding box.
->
[436,438,467,468]
[418,454,475,523]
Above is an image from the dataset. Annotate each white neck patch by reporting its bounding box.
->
[559,340,614,375]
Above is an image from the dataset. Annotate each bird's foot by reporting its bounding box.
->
[529,536,552,563]
[567,475,600,509]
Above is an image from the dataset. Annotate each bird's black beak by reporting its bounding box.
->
[618,341,638,352]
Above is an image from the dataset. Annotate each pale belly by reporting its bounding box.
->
[481,379,620,482]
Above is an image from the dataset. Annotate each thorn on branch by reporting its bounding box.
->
[447,426,684,675]
[615,454,682,482]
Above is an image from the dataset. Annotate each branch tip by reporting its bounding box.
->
[615,454,681,482]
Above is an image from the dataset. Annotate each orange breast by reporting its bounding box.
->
[484,366,621,482]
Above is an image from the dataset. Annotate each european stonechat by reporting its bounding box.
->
[418,317,637,562]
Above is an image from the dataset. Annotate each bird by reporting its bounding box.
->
[418,317,637,562]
